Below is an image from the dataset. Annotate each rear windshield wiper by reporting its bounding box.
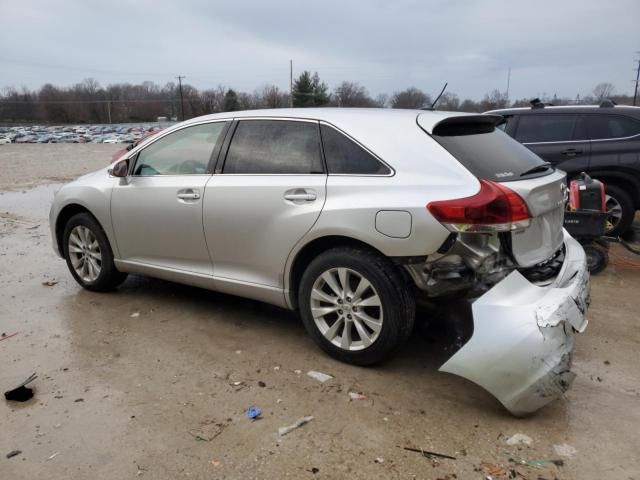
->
[520,162,552,177]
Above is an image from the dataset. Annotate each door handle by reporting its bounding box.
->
[177,189,201,201]
[284,188,317,203]
[561,148,583,157]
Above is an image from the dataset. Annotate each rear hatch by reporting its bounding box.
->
[418,114,566,267]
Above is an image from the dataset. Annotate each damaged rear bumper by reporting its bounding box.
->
[439,230,590,415]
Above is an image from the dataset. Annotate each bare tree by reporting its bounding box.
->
[479,89,509,111]
[391,87,431,109]
[436,92,460,111]
[593,82,615,101]
[332,81,376,107]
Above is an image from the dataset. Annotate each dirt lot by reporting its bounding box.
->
[1,144,639,479]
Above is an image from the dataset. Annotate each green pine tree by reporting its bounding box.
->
[223,89,240,112]
[293,71,330,107]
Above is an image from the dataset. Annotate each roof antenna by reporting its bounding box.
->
[421,82,448,110]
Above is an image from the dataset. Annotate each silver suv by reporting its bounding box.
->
[50,108,590,415]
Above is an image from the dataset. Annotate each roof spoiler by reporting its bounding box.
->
[431,114,503,136]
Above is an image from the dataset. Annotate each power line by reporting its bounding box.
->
[633,53,640,107]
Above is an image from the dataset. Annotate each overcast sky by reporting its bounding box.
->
[1,0,638,100]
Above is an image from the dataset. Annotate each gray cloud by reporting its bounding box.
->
[0,0,638,100]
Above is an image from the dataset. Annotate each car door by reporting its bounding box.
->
[111,121,228,274]
[514,113,591,177]
[586,113,640,172]
[203,118,327,291]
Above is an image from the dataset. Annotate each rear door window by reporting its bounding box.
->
[586,114,640,140]
[320,125,390,175]
[223,120,324,174]
[514,114,578,143]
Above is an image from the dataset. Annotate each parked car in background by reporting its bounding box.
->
[111,129,161,162]
[0,137,11,144]
[50,108,590,415]
[488,101,640,236]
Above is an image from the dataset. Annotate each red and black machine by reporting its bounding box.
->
[563,173,609,273]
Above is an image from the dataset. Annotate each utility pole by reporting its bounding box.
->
[289,59,293,108]
[633,55,640,106]
[176,75,186,120]
[505,66,511,102]
[107,100,112,124]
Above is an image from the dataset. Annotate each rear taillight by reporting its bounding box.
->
[427,180,531,233]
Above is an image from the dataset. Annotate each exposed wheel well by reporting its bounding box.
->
[55,204,98,257]
[288,236,392,310]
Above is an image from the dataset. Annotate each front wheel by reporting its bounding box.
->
[298,247,415,366]
[63,213,128,292]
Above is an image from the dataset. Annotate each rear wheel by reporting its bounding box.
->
[603,184,634,236]
[63,213,127,292]
[298,247,415,365]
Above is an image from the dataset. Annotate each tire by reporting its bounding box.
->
[583,242,608,274]
[603,184,634,237]
[298,247,415,366]
[62,213,128,292]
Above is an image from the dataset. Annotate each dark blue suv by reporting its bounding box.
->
[488,102,640,235]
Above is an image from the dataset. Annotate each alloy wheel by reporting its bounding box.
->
[68,225,102,283]
[310,267,383,351]
[604,194,623,232]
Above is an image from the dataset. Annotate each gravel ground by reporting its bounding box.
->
[1,145,639,479]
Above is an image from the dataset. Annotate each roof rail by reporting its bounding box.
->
[530,98,545,109]
[599,99,616,108]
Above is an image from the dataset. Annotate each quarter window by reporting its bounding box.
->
[586,114,640,140]
[320,125,390,175]
[223,120,323,174]
[515,115,578,143]
[133,123,226,176]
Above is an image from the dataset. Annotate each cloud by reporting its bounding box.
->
[0,0,637,99]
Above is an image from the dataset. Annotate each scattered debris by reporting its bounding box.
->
[74,398,84,403]
[506,433,533,446]
[130,312,140,318]
[258,381,266,388]
[481,462,507,477]
[278,416,314,436]
[526,459,564,467]
[273,366,281,371]
[235,350,242,354]
[47,452,59,461]
[188,419,228,441]
[4,373,37,402]
[42,280,58,287]
[400,446,457,460]
[6,450,22,459]
[374,457,384,464]
[247,407,262,420]
[553,443,577,458]
[294,369,302,374]
[604,360,611,365]
[307,371,333,383]
[348,392,367,400]
[210,460,221,467]
[231,381,243,386]
[0,332,19,342]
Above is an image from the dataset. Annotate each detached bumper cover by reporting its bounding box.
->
[439,230,590,415]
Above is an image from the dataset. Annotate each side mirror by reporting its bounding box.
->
[109,158,129,178]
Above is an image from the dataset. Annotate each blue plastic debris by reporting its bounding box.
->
[247,407,262,420]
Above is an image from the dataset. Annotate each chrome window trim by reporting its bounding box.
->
[523,132,640,146]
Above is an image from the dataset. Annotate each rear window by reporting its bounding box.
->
[320,125,390,175]
[431,124,550,182]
